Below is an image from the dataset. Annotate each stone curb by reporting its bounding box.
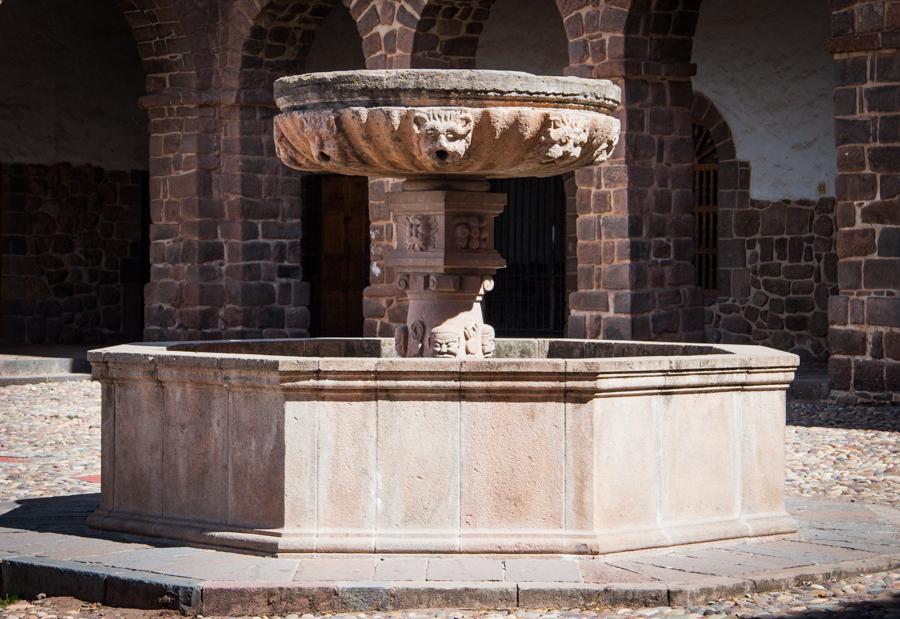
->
[1,554,898,615]
[0,556,202,613]
[0,374,91,387]
[200,582,519,616]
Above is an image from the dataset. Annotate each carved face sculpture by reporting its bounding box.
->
[540,114,589,163]
[394,325,409,357]
[409,320,426,357]
[429,328,461,358]
[480,324,496,358]
[463,323,481,356]
[406,214,436,252]
[412,110,474,165]
[286,113,338,166]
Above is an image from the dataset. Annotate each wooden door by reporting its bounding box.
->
[317,175,369,337]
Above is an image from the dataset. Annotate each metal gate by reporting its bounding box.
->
[693,123,719,297]
[485,176,567,337]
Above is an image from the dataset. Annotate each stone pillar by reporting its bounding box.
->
[143,97,217,341]
[363,177,406,337]
[827,3,900,401]
[568,71,705,342]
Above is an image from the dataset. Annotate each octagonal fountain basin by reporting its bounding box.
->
[88,339,798,556]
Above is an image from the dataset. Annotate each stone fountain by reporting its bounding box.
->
[88,70,798,555]
[273,70,620,359]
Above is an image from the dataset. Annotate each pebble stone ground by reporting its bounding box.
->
[0,381,898,618]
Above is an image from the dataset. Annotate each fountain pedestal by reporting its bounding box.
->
[387,180,505,357]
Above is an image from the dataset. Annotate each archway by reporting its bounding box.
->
[230,0,367,338]
[474,0,573,337]
[691,0,837,359]
[0,0,148,344]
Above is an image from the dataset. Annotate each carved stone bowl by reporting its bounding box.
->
[273,70,621,178]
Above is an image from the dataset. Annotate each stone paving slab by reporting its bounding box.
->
[0,495,897,615]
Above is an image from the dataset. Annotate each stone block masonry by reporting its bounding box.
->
[707,197,837,361]
[827,0,900,402]
[0,163,146,344]
[0,0,891,401]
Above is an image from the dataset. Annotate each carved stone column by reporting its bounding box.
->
[386,179,505,358]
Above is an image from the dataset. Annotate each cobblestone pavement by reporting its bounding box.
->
[0,382,898,617]
[786,401,900,508]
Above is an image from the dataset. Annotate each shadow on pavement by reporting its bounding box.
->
[787,402,900,432]
[0,493,175,547]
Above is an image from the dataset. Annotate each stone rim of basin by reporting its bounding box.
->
[274,69,621,112]
[272,69,622,180]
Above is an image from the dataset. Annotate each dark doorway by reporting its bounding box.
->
[485,176,567,337]
[121,171,150,339]
[303,175,370,337]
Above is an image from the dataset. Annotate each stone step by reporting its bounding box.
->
[788,374,830,401]
[0,345,92,386]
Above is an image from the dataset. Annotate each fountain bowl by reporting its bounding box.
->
[273,70,621,178]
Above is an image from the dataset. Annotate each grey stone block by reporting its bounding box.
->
[1,556,106,601]
[105,568,201,612]
[335,583,391,611]
[0,556,200,613]
[517,583,667,609]
[667,576,753,607]
[426,557,504,582]
[389,583,517,610]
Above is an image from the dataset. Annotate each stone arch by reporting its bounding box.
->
[0,0,201,94]
[691,91,735,163]
[235,0,353,96]
[0,0,192,342]
[411,0,577,70]
[553,0,702,77]
[691,90,755,312]
[115,0,203,95]
[411,0,493,68]
[215,0,369,338]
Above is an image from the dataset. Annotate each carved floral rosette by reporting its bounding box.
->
[274,106,620,178]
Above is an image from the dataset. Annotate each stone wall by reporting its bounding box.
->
[692,0,836,201]
[706,197,837,360]
[0,0,147,171]
[0,0,894,400]
[0,163,146,343]
[827,0,900,402]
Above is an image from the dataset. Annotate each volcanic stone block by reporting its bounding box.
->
[867,297,900,327]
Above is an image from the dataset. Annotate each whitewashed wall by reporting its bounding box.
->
[693,0,836,201]
[476,0,569,76]
[0,0,147,170]
[304,5,367,74]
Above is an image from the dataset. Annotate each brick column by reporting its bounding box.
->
[357,0,423,336]
[143,95,216,341]
[827,1,900,401]
[568,69,705,342]
[218,96,311,340]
